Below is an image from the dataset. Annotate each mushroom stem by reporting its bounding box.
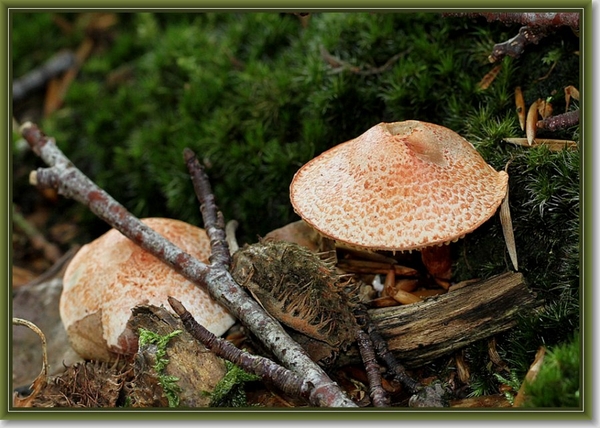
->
[21,122,356,408]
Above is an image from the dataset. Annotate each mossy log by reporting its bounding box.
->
[368,272,540,368]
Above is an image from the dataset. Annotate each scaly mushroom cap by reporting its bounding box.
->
[61,217,235,361]
[290,121,508,252]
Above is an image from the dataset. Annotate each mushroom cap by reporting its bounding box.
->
[60,217,236,361]
[290,121,509,252]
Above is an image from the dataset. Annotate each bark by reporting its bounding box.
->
[368,272,540,368]
[443,12,579,29]
[21,122,356,408]
[536,110,580,132]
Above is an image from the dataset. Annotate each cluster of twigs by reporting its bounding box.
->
[22,122,356,408]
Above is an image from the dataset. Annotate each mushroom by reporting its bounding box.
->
[289,120,508,278]
[60,217,236,361]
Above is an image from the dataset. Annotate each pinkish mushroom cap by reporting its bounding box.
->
[60,217,235,361]
[290,121,508,252]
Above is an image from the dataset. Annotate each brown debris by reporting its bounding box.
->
[25,361,128,408]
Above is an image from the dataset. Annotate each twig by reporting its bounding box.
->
[320,45,408,76]
[366,320,421,395]
[12,204,62,263]
[12,51,76,102]
[184,148,232,269]
[22,245,80,288]
[355,329,389,407]
[442,12,579,29]
[21,122,356,408]
[536,110,579,132]
[168,297,311,403]
[489,26,549,62]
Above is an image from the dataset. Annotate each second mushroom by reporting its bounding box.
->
[289,120,509,285]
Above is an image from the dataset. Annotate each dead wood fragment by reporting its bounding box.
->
[127,305,227,408]
[491,26,550,62]
[12,318,49,407]
[450,394,512,408]
[369,272,540,368]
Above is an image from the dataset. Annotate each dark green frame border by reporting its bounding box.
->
[2,1,594,422]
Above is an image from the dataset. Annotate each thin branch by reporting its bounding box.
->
[168,297,312,403]
[355,329,389,407]
[536,110,580,132]
[443,12,579,29]
[12,50,77,102]
[184,148,231,269]
[21,122,356,408]
[489,26,549,62]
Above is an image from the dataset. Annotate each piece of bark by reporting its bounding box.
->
[368,272,540,368]
[126,305,227,408]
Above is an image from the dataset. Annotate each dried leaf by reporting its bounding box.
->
[478,64,502,90]
[499,170,518,271]
[514,86,526,130]
[537,99,553,119]
[564,85,579,112]
[393,289,422,305]
[526,99,541,145]
[513,347,546,407]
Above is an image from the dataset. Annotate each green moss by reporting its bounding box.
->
[138,328,183,407]
[522,334,580,408]
[206,360,259,407]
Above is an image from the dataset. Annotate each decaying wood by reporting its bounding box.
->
[368,272,540,368]
[126,305,228,408]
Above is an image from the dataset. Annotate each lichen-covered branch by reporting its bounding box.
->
[21,122,357,408]
[443,12,579,29]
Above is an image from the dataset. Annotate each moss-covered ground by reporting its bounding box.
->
[12,11,582,408]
